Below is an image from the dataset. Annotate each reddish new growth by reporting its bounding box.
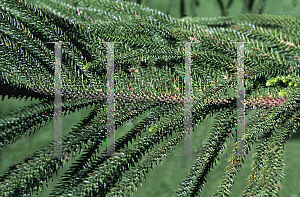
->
[245,96,286,109]
[115,88,286,111]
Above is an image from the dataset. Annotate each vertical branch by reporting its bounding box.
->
[180,0,186,18]
[243,0,256,13]
[216,0,228,16]
[106,42,115,156]
[248,0,255,11]
[217,0,225,14]
[226,0,234,9]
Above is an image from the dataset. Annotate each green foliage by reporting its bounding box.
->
[266,74,300,87]
[0,0,300,196]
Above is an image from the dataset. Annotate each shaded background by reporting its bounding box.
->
[1,0,300,196]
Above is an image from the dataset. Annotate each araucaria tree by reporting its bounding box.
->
[0,0,300,196]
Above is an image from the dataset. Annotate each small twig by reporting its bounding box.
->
[216,0,228,16]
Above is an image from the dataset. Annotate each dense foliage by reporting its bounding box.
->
[0,0,299,196]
